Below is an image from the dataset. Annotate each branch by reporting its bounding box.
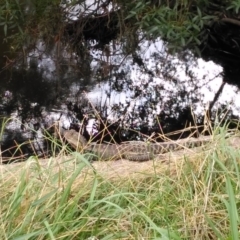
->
[221,18,240,27]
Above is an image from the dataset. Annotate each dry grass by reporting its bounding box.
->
[1,128,240,239]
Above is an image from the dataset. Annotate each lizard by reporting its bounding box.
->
[62,129,211,161]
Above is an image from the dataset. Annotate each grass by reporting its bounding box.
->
[1,128,240,239]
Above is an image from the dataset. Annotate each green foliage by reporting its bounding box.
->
[0,0,62,51]
[227,0,240,14]
[124,0,240,56]
[0,0,24,37]
[0,0,233,55]
[124,0,220,53]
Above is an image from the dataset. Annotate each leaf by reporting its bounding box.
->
[13,231,47,240]
[225,177,239,240]
[194,46,201,57]
[135,1,144,9]
[202,15,215,20]
[236,6,240,14]
[192,15,199,23]
[31,189,58,206]
[4,24,7,36]
[181,37,185,46]
[192,24,200,32]
[149,26,159,33]
[125,11,137,20]
[154,17,162,25]
[186,36,193,45]
[197,7,202,18]
[18,25,23,34]
[194,37,201,45]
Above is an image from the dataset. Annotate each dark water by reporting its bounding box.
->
[0,28,65,115]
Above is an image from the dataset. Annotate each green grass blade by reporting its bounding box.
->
[226,177,239,240]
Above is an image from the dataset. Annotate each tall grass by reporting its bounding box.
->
[1,128,240,239]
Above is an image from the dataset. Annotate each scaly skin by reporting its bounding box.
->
[63,129,211,161]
